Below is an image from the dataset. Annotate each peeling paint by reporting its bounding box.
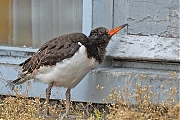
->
[115,0,179,38]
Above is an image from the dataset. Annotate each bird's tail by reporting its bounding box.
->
[6,77,27,90]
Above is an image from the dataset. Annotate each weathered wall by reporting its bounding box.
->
[114,0,179,38]
[93,0,179,38]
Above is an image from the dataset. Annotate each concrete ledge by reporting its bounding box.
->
[107,35,180,62]
[0,46,37,64]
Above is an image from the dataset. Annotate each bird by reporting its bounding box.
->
[7,23,128,117]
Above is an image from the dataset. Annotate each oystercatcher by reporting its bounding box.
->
[8,24,128,117]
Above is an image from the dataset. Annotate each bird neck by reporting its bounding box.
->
[84,42,107,64]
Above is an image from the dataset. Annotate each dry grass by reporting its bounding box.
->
[105,85,180,120]
[0,80,179,120]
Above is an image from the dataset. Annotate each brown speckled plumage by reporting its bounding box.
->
[20,33,87,74]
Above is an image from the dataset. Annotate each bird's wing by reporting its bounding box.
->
[20,33,88,74]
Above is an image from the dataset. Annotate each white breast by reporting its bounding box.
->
[35,45,99,88]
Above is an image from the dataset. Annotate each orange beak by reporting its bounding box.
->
[108,24,128,36]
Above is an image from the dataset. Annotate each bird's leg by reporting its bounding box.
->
[63,88,71,118]
[45,82,54,116]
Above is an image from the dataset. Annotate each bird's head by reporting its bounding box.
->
[88,24,128,47]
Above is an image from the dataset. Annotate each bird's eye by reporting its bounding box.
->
[91,30,95,33]
[90,30,97,37]
[90,30,95,34]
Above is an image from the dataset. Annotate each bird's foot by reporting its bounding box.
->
[46,110,51,116]
[62,112,69,118]
[44,110,51,118]
[44,103,51,117]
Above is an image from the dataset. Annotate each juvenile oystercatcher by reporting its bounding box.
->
[8,24,128,117]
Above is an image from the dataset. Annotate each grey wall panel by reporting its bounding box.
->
[92,0,113,29]
[31,0,83,48]
[124,0,179,37]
